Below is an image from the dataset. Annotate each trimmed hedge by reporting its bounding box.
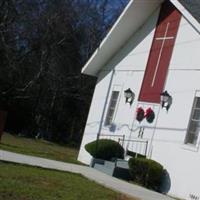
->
[85,139,124,161]
[128,157,164,191]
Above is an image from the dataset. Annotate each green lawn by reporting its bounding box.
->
[0,162,136,200]
[0,133,80,164]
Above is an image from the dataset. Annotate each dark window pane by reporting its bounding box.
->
[185,97,200,145]
[193,109,200,120]
[112,91,119,99]
[105,91,119,126]
[108,109,114,118]
[110,100,117,108]
[188,121,200,133]
[185,132,198,145]
[195,97,200,108]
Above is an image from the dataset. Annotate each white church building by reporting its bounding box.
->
[78,0,200,199]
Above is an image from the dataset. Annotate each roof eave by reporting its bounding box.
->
[170,0,200,34]
[81,0,163,77]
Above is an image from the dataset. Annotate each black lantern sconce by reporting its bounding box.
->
[124,88,135,106]
[160,91,172,111]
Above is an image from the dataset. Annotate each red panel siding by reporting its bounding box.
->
[138,1,181,103]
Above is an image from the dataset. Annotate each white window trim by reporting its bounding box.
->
[104,84,122,127]
[182,90,200,151]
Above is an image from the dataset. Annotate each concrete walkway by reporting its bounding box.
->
[0,150,174,200]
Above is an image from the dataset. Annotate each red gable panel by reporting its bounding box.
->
[138,1,181,103]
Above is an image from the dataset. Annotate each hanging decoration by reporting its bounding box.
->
[136,107,145,123]
[145,107,155,123]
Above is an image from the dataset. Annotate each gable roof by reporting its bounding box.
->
[82,0,200,77]
[179,0,200,23]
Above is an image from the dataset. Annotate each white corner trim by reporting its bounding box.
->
[182,143,199,152]
[170,0,200,34]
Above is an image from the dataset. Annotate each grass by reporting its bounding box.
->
[0,133,80,164]
[0,162,137,200]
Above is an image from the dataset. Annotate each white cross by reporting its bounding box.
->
[151,22,174,87]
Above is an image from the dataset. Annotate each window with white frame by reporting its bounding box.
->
[185,96,200,146]
[104,91,119,126]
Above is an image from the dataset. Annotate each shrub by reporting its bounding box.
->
[85,139,124,161]
[128,157,164,191]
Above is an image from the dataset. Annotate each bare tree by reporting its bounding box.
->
[0,0,128,143]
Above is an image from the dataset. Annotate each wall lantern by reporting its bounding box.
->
[124,88,135,105]
[160,91,172,111]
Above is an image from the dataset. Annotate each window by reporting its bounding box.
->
[185,97,200,146]
[104,91,119,126]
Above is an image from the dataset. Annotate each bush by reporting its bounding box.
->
[85,139,124,161]
[128,158,164,191]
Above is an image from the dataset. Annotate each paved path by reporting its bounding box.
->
[0,150,174,200]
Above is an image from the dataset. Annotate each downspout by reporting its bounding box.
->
[95,69,115,154]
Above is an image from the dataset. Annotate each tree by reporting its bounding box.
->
[0,0,128,144]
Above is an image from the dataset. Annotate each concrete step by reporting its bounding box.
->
[104,160,116,169]
[92,159,130,180]
[116,160,129,169]
[90,158,105,167]
[93,163,114,176]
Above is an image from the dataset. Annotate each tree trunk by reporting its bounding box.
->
[0,110,7,141]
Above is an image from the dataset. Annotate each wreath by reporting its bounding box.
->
[145,107,155,123]
[136,107,145,122]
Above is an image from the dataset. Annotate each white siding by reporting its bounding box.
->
[151,16,200,200]
[78,7,200,200]
[78,7,160,164]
